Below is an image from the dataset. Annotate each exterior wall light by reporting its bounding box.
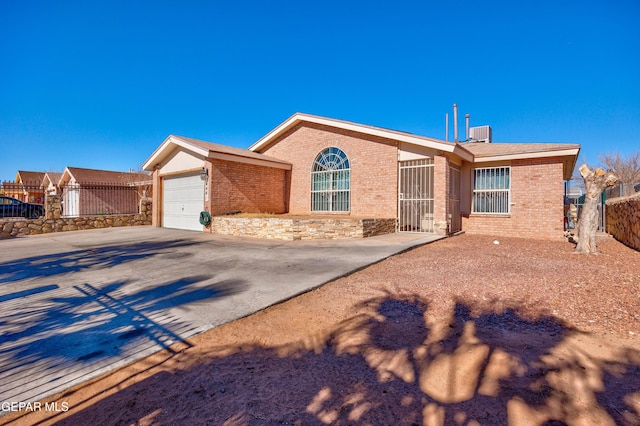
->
[199,168,209,181]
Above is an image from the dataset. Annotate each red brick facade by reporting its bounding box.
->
[461,158,565,240]
[260,122,398,217]
[146,116,576,241]
[207,159,288,215]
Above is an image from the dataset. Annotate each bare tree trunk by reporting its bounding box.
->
[575,164,617,254]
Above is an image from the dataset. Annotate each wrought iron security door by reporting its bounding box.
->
[398,159,434,233]
[448,165,461,233]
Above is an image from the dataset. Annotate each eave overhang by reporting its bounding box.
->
[144,135,292,172]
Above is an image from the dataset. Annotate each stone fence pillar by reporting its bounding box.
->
[45,194,62,220]
[140,198,152,221]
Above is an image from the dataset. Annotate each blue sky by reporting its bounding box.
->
[1,0,639,182]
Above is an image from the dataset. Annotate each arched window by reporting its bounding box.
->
[311,147,350,212]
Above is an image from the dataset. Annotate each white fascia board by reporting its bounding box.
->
[209,152,292,170]
[58,167,73,186]
[143,135,209,171]
[249,114,302,152]
[249,113,462,158]
[472,148,581,163]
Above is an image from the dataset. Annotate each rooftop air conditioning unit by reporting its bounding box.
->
[469,125,492,143]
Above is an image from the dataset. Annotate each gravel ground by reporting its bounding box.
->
[5,234,640,426]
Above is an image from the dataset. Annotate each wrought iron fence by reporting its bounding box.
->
[0,181,46,219]
[604,183,640,199]
[1,180,151,219]
[60,182,151,217]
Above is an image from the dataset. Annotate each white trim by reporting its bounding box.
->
[58,167,73,186]
[143,135,209,171]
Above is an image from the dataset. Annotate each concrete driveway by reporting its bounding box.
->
[0,226,442,407]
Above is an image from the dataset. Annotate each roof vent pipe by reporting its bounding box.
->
[465,114,470,141]
[453,104,458,142]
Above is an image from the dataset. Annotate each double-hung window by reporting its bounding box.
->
[472,166,510,214]
[311,147,350,212]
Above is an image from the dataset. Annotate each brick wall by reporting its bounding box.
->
[259,122,399,217]
[462,158,565,240]
[208,159,288,215]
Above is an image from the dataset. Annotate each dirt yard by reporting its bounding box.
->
[4,234,640,425]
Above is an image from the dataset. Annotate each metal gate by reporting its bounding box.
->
[63,185,80,217]
[398,159,434,233]
[448,165,461,233]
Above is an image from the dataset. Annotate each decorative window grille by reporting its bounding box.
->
[311,147,350,212]
[472,166,510,214]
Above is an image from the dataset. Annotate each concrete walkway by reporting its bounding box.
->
[0,227,443,408]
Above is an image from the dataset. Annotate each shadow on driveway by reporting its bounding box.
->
[0,239,197,284]
[0,270,247,404]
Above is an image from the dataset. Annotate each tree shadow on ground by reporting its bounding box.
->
[0,275,247,404]
[0,239,197,284]
[51,294,640,425]
[597,348,640,425]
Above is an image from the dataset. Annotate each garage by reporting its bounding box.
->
[162,173,204,231]
[144,135,292,231]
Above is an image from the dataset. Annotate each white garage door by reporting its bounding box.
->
[162,174,205,231]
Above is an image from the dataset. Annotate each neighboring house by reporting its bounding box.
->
[42,172,63,195]
[143,113,580,240]
[2,171,46,203]
[59,167,152,217]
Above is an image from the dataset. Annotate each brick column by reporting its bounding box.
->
[151,168,161,227]
[433,155,449,235]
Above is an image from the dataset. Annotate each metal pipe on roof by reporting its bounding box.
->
[465,114,470,140]
[453,104,458,142]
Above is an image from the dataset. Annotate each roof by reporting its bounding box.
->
[463,142,580,180]
[144,113,580,180]
[42,172,63,186]
[463,142,581,159]
[249,112,474,162]
[143,135,292,171]
[249,112,580,179]
[16,171,46,185]
[60,167,152,185]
